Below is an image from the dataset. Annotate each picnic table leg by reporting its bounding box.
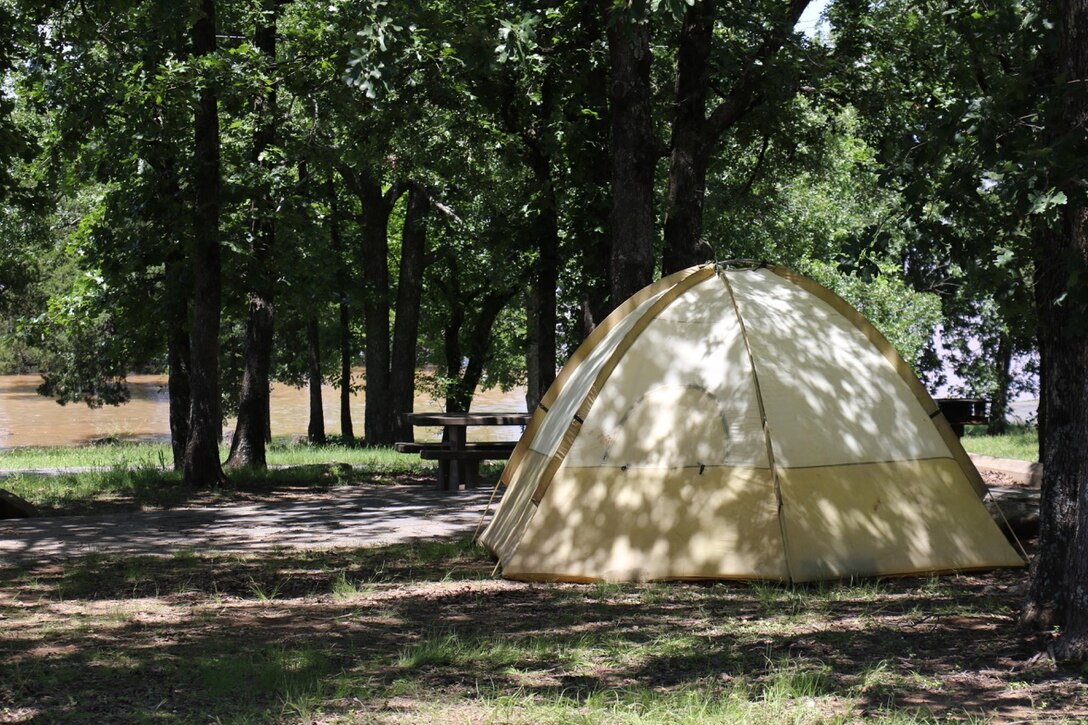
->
[465,461,481,488]
[448,424,468,490]
[436,459,451,491]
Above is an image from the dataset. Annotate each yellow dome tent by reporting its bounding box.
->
[478,262,1025,583]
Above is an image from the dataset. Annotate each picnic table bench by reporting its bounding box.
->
[396,412,530,490]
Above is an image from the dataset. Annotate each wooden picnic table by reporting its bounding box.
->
[397,411,531,491]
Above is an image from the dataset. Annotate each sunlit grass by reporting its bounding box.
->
[960,424,1038,462]
[0,439,438,473]
[0,441,450,515]
[0,441,173,470]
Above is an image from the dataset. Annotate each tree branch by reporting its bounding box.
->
[703,0,812,154]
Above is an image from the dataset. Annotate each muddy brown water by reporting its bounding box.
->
[0,372,527,449]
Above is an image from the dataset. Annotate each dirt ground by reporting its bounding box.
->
[0,480,499,561]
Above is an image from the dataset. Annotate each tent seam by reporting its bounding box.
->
[718,267,796,584]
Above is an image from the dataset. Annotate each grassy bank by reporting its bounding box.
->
[2,425,1041,475]
[960,425,1039,463]
[0,440,434,472]
[0,444,452,516]
[0,539,1081,723]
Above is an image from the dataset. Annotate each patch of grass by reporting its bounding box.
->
[0,441,173,471]
[331,570,381,599]
[591,580,629,600]
[0,456,444,516]
[1,440,437,474]
[481,682,856,724]
[762,655,833,702]
[193,644,337,714]
[961,424,1038,462]
[0,467,189,514]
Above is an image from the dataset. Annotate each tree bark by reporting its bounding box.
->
[306,315,325,445]
[578,9,614,335]
[389,185,429,441]
[440,256,465,414]
[328,174,355,444]
[154,148,190,471]
[525,140,559,411]
[987,333,1013,435]
[661,0,715,275]
[227,0,278,469]
[1031,0,1088,660]
[183,0,226,487]
[606,3,657,310]
[165,255,190,471]
[341,169,406,445]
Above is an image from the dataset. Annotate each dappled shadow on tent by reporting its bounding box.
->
[483,265,1022,583]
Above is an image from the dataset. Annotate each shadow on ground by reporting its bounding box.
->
[1,536,1084,723]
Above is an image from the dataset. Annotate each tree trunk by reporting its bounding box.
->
[525,145,559,411]
[446,293,513,412]
[606,3,657,310]
[361,184,392,445]
[349,175,406,445]
[1024,260,1083,629]
[227,0,278,470]
[183,0,226,487]
[526,292,542,410]
[338,296,354,443]
[329,174,355,444]
[438,256,466,416]
[165,256,191,471]
[661,0,715,275]
[390,185,429,441]
[987,333,1013,435]
[1033,0,1088,660]
[156,148,190,471]
[578,9,614,335]
[306,315,325,445]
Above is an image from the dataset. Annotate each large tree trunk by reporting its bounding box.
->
[306,315,325,445]
[183,0,226,487]
[342,171,406,445]
[1024,251,1084,629]
[328,174,355,444]
[1031,0,1088,660]
[525,143,559,411]
[661,0,715,275]
[606,3,657,310]
[389,185,429,441]
[577,9,614,335]
[227,1,278,469]
[155,149,190,471]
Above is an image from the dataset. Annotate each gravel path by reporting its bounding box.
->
[0,484,501,561]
